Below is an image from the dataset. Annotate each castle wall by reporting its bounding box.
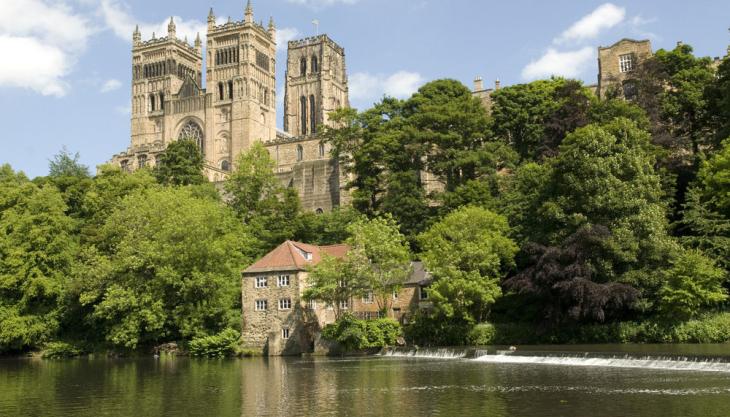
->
[597,39,652,99]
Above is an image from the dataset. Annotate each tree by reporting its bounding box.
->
[71,187,253,349]
[346,216,412,315]
[48,147,90,179]
[38,147,92,219]
[679,139,730,271]
[295,207,363,245]
[225,142,301,255]
[419,206,518,323]
[504,225,639,325]
[154,139,206,186]
[656,249,727,320]
[0,165,76,352]
[303,255,367,320]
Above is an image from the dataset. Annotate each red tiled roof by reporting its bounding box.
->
[242,241,350,274]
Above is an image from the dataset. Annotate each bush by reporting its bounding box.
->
[188,329,240,358]
[42,342,83,359]
[321,314,402,352]
[467,323,496,345]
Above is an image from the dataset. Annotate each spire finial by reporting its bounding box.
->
[268,16,275,30]
[207,7,216,30]
[133,24,141,45]
[195,32,202,51]
[245,0,254,23]
[168,16,176,38]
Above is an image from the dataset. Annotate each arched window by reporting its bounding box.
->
[312,55,319,73]
[120,160,129,172]
[218,82,224,100]
[149,95,155,112]
[310,95,317,134]
[296,144,304,162]
[159,93,164,111]
[300,96,308,135]
[264,89,269,106]
[300,58,307,76]
[318,143,325,158]
[221,160,230,171]
[228,81,234,99]
[138,154,147,169]
[178,121,205,155]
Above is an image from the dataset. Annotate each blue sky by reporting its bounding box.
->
[1,0,728,178]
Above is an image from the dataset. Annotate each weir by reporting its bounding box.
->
[381,347,730,373]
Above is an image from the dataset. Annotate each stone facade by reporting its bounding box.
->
[241,241,431,356]
[597,38,653,99]
[111,4,350,210]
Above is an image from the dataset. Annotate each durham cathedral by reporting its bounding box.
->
[111,2,350,212]
[111,2,669,212]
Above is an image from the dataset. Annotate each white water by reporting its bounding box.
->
[383,349,730,373]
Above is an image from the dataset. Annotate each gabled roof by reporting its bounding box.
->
[243,241,349,274]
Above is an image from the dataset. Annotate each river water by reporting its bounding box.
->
[2,344,730,417]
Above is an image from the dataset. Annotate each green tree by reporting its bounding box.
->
[225,142,301,255]
[346,216,412,315]
[37,147,92,220]
[656,249,727,319]
[419,206,518,323]
[71,187,253,349]
[303,255,367,320]
[0,165,76,352]
[295,207,363,245]
[154,139,206,186]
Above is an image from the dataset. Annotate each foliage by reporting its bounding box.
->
[346,216,412,314]
[303,254,367,320]
[295,207,363,245]
[656,249,727,319]
[504,225,640,325]
[0,165,76,353]
[467,323,497,346]
[42,341,83,359]
[419,206,517,323]
[225,142,301,255]
[154,139,206,186]
[188,328,240,358]
[321,313,401,351]
[71,187,253,350]
[48,147,91,179]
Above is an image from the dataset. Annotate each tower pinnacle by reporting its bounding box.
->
[245,0,254,23]
[208,8,216,31]
[133,24,141,45]
[168,16,176,39]
[268,16,276,40]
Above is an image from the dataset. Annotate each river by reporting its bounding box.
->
[2,344,730,416]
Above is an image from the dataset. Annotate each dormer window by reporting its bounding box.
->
[295,246,312,261]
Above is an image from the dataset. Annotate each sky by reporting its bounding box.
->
[1,0,728,178]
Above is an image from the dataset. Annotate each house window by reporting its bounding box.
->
[278,275,290,287]
[392,291,399,300]
[419,286,429,300]
[622,81,638,100]
[282,327,290,339]
[221,160,230,171]
[362,291,374,304]
[318,143,325,158]
[138,154,147,169]
[619,53,635,73]
[307,300,317,310]
[255,276,268,288]
[279,298,292,310]
[255,299,268,311]
[339,300,349,310]
[120,160,129,172]
[296,144,304,162]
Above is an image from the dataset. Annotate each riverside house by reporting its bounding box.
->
[241,240,432,355]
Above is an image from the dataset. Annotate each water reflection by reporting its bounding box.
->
[2,351,730,417]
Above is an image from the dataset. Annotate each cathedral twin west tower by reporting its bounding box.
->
[112,2,350,211]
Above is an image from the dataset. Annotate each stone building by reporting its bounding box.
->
[597,38,653,99]
[241,240,432,355]
[111,2,349,210]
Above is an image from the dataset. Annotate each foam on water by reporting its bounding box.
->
[381,348,468,359]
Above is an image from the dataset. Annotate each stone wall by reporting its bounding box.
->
[597,39,652,99]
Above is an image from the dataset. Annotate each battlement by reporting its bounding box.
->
[288,34,345,55]
[208,19,273,42]
[134,36,201,56]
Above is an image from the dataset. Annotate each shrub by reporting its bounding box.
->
[188,328,240,358]
[321,314,402,352]
[42,342,83,359]
[467,323,497,345]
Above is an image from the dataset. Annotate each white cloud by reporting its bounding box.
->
[0,0,93,96]
[349,71,424,102]
[115,105,131,115]
[101,79,122,93]
[521,47,595,80]
[555,3,625,44]
[100,0,206,44]
[287,0,360,9]
[276,27,300,52]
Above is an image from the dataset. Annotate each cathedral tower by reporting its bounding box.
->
[206,1,277,165]
[130,18,203,167]
[283,35,349,136]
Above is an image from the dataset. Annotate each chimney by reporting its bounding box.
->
[473,76,484,92]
